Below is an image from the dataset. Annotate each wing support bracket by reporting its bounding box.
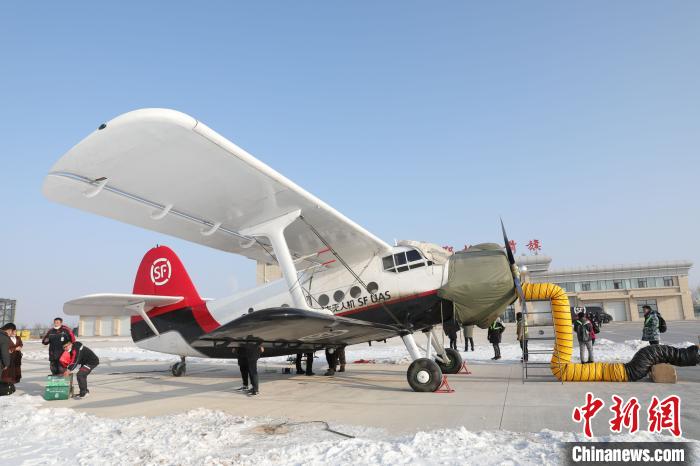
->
[83,177,108,198]
[126,301,160,336]
[201,222,222,236]
[151,203,173,220]
[239,210,313,311]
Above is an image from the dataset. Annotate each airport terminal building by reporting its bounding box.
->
[518,255,695,322]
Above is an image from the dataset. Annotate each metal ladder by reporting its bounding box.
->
[521,306,564,383]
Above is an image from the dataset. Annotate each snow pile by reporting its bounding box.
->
[1,395,693,466]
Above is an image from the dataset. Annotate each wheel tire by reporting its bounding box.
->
[172,362,186,377]
[407,358,443,392]
[435,348,462,374]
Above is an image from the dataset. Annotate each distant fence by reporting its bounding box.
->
[18,327,80,340]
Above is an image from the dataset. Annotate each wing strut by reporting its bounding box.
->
[239,210,313,311]
[125,301,160,336]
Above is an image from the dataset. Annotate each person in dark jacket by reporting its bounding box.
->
[1,323,22,391]
[0,323,15,396]
[241,337,264,396]
[444,319,458,351]
[61,340,99,399]
[295,352,314,375]
[487,319,505,360]
[42,317,75,375]
[236,346,250,391]
[641,305,660,345]
[573,312,594,363]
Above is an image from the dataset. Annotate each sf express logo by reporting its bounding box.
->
[150,258,172,286]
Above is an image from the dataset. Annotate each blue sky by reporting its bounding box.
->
[1,2,698,325]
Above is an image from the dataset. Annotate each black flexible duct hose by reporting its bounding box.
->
[624,345,700,381]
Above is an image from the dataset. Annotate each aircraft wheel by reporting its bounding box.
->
[171,361,186,377]
[435,348,462,374]
[407,358,442,392]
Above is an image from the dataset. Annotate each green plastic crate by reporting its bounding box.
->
[43,375,73,400]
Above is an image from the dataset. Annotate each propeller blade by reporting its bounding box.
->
[500,218,526,303]
[500,218,516,265]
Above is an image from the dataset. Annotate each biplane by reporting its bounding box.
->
[43,108,520,392]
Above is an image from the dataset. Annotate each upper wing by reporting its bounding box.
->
[198,308,401,347]
[63,293,183,316]
[43,108,391,270]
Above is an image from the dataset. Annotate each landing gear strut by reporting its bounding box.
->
[171,356,186,377]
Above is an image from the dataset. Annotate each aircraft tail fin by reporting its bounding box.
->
[133,245,201,301]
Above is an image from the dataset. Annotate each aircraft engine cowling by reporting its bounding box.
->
[437,243,517,328]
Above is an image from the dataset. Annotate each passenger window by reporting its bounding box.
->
[350,286,361,298]
[367,282,379,294]
[333,290,345,302]
[318,294,329,306]
[394,252,407,265]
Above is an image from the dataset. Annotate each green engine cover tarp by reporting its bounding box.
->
[437,243,517,328]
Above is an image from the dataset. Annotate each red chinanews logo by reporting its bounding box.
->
[150,258,172,286]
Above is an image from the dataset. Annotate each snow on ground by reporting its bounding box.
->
[22,338,698,368]
[1,395,694,466]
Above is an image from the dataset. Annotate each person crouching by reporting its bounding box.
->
[61,340,99,399]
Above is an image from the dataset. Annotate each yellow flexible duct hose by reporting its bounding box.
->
[522,282,628,382]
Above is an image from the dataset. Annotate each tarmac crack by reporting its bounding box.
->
[498,364,511,430]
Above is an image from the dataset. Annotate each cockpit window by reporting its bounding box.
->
[406,250,421,262]
[382,255,395,271]
[382,249,428,273]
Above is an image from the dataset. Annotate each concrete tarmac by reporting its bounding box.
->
[16,323,700,440]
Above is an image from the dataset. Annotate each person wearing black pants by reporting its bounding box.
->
[42,318,75,375]
[487,319,505,360]
[444,319,458,351]
[336,347,346,372]
[324,348,338,376]
[295,352,314,375]
[61,340,99,399]
[236,347,250,391]
[243,338,264,395]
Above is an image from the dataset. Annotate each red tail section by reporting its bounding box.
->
[132,245,219,334]
[133,245,201,300]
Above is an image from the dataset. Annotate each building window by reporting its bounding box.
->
[637,279,647,289]
[613,280,623,290]
[581,282,591,292]
[562,282,575,293]
[637,299,658,317]
[663,276,674,287]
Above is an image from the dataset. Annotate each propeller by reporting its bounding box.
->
[500,218,526,304]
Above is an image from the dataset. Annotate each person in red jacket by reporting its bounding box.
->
[42,317,75,375]
[61,340,99,399]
